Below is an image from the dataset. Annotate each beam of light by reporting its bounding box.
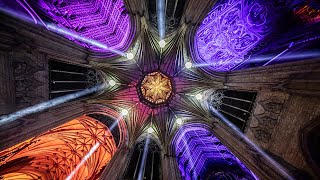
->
[208,106,295,180]
[181,136,196,178]
[137,135,151,180]
[108,117,121,131]
[193,62,233,68]
[263,48,289,66]
[247,51,320,64]
[0,84,106,126]
[0,8,126,57]
[65,142,100,180]
[193,50,320,68]
[156,0,165,39]
[0,7,36,24]
[193,34,320,69]
[17,0,48,28]
[14,0,38,24]
[47,24,126,56]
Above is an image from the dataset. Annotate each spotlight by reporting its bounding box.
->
[195,93,202,100]
[159,40,166,48]
[121,109,129,116]
[147,127,154,133]
[108,79,116,86]
[176,118,183,125]
[185,62,192,69]
[126,53,134,60]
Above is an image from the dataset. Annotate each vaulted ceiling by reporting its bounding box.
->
[0,0,319,179]
[0,116,117,180]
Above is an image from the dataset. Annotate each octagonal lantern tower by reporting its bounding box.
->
[137,71,174,108]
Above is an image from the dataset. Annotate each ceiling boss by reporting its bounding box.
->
[139,71,173,106]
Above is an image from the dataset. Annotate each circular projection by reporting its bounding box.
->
[0,116,117,180]
[138,71,173,107]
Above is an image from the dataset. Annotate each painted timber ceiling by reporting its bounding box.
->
[0,116,117,180]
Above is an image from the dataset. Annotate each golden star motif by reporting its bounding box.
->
[140,72,172,104]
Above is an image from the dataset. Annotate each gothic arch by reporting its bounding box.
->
[123,135,163,180]
[84,104,129,147]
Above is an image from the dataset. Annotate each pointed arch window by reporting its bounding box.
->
[124,139,162,180]
[208,90,257,132]
[49,60,101,99]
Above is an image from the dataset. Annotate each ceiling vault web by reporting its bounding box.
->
[88,13,225,146]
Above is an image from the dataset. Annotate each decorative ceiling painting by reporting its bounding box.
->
[194,0,303,72]
[173,124,258,180]
[0,116,117,180]
[139,71,173,106]
[11,0,135,56]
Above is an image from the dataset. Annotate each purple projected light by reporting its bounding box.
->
[194,0,273,71]
[173,125,258,180]
[25,0,133,54]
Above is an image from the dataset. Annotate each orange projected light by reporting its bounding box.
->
[0,116,117,180]
[140,71,173,105]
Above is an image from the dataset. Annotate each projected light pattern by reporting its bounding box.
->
[25,0,133,54]
[174,126,258,180]
[0,84,105,126]
[195,0,275,71]
[0,116,117,180]
[140,71,173,105]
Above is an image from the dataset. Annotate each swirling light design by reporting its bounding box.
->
[173,125,258,180]
[0,116,117,180]
[195,0,272,71]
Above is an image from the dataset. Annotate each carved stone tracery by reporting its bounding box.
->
[11,49,48,109]
[250,96,286,143]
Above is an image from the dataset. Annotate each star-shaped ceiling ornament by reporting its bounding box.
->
[140,71,173,105]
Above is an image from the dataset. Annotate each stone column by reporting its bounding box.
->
[0,52,15,115]
[211,121,293,180]
[225,59,320,92]
[162,154,182,180]
[99,146,132,180]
